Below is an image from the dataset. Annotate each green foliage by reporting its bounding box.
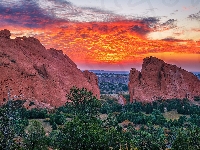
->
[124,102,143,113]
[51,122,57,130]
[129,125,166,150]
[148,110,167,125]
[2,88,200,150]
[0,108,20,149]
[117,112,147,124]
[49,111,66,125]
[100,99,122,114]
[145,103,154,114]
[194,96,200,101]
[22,120,49,150]
[26,108,47,119]
[0,100,28,149]
[55,117,104,149]
[66,86,101,118]
[52,117,124,150]
[103,113,120,128]
[171,126,200,150]
[189,114,200,126]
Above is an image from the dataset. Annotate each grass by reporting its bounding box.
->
[29,119,52,134]
[163,110,189,120]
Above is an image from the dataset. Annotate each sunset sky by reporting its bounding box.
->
[0,0,200,71]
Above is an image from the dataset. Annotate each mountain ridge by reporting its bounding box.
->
[0,29,100,108]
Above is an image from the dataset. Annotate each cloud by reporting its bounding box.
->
[170,9,178,15]
[0,0,128,27]
[188,11,200,21]
[35,0,81,20]
[191,28,200,32]
[0,0,24,6]
[162,19,177,27]
[135,17,178,33]
[0,0,161,37]
[157,19,177,31]
[34,0,125,22]
[81,7,113,14]
[129,24,151,35]
[0,0,183,41]
[141,17,159,28]
[161,37,184,42]
[0,1,64,28]
[79,7,126,22]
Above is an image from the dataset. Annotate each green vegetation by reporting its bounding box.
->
[99,82,128,94]
[1,87,200,149]
[97,73,129,94]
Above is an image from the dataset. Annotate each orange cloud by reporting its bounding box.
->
[1,21,200,69]
[191,28,200,32]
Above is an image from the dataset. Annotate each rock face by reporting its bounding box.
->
[83,70,100,99]
[0,29,100,107]
[0,29,11,39]
[128,56,200,103]
[118,94,126,106]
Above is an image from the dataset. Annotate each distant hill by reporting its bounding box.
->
[192,72,200,75]
[192,72,200,79]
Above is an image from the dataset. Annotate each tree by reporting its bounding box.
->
[148,109,167,125]
[0,108,20,149]
[54,117,108,150]
[128,125,166,150]
[27,108,47,119]
[172,126,200,150]
[66,86,101,118]
[49,111,66,125]
[145,103,153,114]
[0,100,28,150]
[22,120,49,150]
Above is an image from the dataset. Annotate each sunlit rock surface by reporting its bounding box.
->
[128,56,200,103]
[0,29,100,107]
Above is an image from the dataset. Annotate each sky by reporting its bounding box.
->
[0,0,200,71]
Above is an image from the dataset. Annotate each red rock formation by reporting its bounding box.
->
[118,94,126,106]
[128,56,200,103]
[0,29,11,39]
[0,29,100,107]
[83,70,100,99]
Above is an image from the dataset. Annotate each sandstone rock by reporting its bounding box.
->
[128,56,200,103]
[0,29,11,39]
[118,94,126,106]
[83,70,100,99]
[0,30,100,107]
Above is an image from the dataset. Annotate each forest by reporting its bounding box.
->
[1,87,200,150]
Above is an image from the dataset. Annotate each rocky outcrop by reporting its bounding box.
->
[118,94,126,106]
[128,56,200,103]
[0,29,11,39]
[0,29,100,107]
[83,70,100,99]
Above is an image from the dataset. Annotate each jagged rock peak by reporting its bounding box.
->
[143,56,165,64]
[0,29,11,39]
[128,56,200,103]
